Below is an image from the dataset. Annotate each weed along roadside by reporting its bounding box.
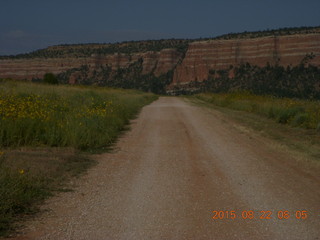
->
[194,92,320,130]
[0,79,158,237]
[190,92,320,163]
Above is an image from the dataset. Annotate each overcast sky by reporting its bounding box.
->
[1,0,319,55]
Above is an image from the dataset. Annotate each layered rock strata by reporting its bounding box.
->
[172,34,320,85]
[0,49,182,81]
[0,33,319,87]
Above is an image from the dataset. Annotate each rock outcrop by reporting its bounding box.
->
[0,58,88,80]
[172,34,320,86]
[0,49,182,81]
[0,31,319,93]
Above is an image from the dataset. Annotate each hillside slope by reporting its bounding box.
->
[0,27,319,95]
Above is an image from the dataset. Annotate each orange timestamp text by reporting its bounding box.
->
[212,210,308,220]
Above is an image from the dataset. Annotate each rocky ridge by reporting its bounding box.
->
[172,34,320,86]
[0,27,319,94]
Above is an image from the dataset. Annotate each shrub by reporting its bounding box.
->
[277,107,304,124]
[292,113,310,127]
[43,73,58,85]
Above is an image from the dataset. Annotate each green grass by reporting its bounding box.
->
[0,79,158,237]
[190,92,320,165]
[0,79,158,149]
[195,92,320,130]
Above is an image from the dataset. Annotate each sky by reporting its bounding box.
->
[0,0,319,55]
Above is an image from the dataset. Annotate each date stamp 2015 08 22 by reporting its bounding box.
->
[211,210,308,220]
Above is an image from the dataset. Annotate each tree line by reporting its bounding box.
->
[53,59,173,94]
[197,62,320,99]
[1,39,190,59]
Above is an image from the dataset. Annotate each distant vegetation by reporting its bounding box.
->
[55,59,173,94]
[0,39,190,59]
[1,26,318,59]
[202,61,320,99]
[212,26,320,40]
[170,58,320,99]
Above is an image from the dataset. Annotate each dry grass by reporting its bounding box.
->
[0,148,95,236]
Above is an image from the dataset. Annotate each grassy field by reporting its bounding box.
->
[0,80,157,149]
[0,80,157,236]
[191,92,320,165]
[195,92,320,130]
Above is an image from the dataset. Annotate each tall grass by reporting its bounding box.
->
[0,80,158,149]
[0,80,157,236]
[196,92,320,130]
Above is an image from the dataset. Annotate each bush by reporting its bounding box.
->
[292,113,310,127]
[277,107,305,124]
[43,73,58,85]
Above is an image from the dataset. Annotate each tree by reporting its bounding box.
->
[43,73,58,84]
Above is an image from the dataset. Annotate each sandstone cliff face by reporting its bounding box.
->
[172,34,320,85]
[0,33,319,88]
[0,58,89,80]
[0,49,182,81]
[153,49,183,76]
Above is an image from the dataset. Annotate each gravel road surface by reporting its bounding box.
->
[10,97,320,240]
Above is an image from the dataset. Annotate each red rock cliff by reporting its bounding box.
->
[0,49,182,80]
[172,34,320,85]
[0,58,89,80]
[0,33,319,86]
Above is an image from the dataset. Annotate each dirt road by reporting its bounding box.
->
[12,97,320,240]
